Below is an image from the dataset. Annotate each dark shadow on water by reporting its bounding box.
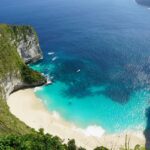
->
[31,46,150,149]
[102,85,132,104]
[51,57,150,149]
[33,57,150,148]
[50,55,150,104]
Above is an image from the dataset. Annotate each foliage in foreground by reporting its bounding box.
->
[0,24,46,136]
[0,129,65,150]
[0,129,109,150]
[0,129,146,150]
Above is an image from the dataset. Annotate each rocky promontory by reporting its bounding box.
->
[0,24,46,135]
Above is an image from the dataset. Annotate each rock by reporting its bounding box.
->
[0,24,45,99]
[10,25,43,63]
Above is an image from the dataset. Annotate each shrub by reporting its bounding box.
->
[94,146,109,150]
[20,65,46,84]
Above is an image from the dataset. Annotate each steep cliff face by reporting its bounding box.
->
[12,26,43,63]
[2,25,43,63]
[0,24,46,135]
[0,24,46,98]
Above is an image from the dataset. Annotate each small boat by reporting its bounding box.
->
[52,56,58,61]
[48,52,55,55]
[76,69,81,73]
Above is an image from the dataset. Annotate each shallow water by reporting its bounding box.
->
[1,0,150,133]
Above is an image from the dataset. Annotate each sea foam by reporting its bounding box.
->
[34,87,43,92]
[52,111,61,120]
[50,110,105,137]
[75,125,105,138]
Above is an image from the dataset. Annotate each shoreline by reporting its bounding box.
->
[7,88,145,150]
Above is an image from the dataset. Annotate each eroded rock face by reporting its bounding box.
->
[0,71,45,99]
[0,24,45,98]
[11,26,43,63]
[0,73,22,99]
[17,34,43,63]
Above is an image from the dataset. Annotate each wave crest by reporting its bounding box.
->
[34,87,43,92]
[75,125,105,138]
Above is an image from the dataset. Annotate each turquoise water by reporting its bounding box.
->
[1,0,150,133]
[31,62,150,133]
[36,82,149,133]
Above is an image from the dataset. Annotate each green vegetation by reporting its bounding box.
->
[0,129,89,150]
[0,95,32,136]
[0,130,146,150]
[67,139,76,150]
[0,129,66,150]
[0,24,45,136]
[20,65,46,84]
[11,25,38,42]
[0,24,22,78]
[0,24,38,44]
[0,24,44,82]
[94,147,109,150]
[0,24,146,149]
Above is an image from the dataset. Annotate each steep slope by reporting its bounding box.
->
[0,24,145,150]
[0,24,46,135]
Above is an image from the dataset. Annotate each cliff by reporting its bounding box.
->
[12,25,43,63]
[0,24,144,150]
[0,24,46,135]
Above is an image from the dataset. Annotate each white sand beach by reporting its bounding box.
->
[7,88,145,150]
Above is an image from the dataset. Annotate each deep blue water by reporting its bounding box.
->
[1,0,150,133]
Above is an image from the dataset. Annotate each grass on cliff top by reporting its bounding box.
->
[0,24,45,83]
[20,65,46,84]
[0,24,45,135]
[0,24,22,78]
[0,24,38,43]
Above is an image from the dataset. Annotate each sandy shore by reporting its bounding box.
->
[7,88,145,150]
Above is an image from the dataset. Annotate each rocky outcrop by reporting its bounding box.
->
[0,24,46,99]
[0,73,21,98]
[16,32,43,63]
[10,25,43,63]
[0,24,46,135]
[0,72,45,99]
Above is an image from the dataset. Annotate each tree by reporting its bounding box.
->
[67,139,76,150]
[94,146,109,150]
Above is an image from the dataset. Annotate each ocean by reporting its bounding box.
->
[1,0,150,134]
